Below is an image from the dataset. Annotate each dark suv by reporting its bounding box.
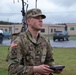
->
[53,30,69,41]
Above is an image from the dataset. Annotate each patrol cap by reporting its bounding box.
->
[26,8,46,19]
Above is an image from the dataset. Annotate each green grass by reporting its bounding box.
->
[53,48,76,75]
[0,46,76,75]
[0,46,8,75]
[69,35,76,40]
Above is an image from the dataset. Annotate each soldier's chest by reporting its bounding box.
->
[25,42,47,65]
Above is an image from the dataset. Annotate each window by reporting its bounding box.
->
[15,28,18,30]
[41,29,45,32]
[70,27,74,30]
[9,27,12,31]
[1,29,3,30]
[54,29,56,32]
[51,29,53,32]
[5,29,7,31]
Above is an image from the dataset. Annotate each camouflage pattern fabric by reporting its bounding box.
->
[7,30,54,75]
[25,8,46,19]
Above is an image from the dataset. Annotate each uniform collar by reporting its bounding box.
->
[26,30,41,45]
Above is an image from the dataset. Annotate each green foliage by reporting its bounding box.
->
[0,21,21,25]
[0,21,13,25]
[0,46,76,75]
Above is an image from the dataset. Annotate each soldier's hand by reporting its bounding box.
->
[33,64,54,75]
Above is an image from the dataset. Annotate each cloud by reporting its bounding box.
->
[49,0,76,7]
[0,0,22,22]
[0,0,76,23]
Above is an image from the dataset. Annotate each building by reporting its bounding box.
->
[67,23,76,35]
[41,24,65,35]
[0,24,22,34]
[0,23,76,35]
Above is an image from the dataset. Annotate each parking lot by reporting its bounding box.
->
[0,39,11,46]
[50,40,76,48]
[0,39,76,48]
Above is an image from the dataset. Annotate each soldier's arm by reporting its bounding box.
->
[44,41,55,67]
[7,38,33,75]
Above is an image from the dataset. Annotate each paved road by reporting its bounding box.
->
[0,39,76,48]
[50,40,76,48]
[0,39,11,46]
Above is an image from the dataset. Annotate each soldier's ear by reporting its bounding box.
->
[26,18,31,25]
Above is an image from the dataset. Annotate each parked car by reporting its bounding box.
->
[0,30,4,43]
[3,31,11,39]
[53,30,69,41]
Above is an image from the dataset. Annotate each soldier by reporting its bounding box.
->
[7,8,63,75]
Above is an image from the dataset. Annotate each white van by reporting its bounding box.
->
[0,30,4,43]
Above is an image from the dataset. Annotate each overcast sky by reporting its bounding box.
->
[0,0,76,24]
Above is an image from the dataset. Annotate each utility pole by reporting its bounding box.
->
[48,24,50,41]
[35,0,37,8]
[13,0,28,32]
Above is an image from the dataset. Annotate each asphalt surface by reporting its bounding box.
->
[50,40,76,48]
[0,39,11,46]
[0,39,76,48]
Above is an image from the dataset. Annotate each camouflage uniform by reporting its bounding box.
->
[7,30,54,75]
[7,8,55,75]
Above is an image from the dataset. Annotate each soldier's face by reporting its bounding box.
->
[27,16,43,31]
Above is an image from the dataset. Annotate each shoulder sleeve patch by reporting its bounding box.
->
[11,42,18,48]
